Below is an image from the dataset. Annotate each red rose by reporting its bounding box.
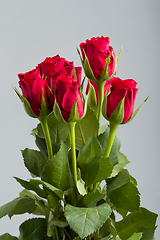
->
[38,55,82,92]
[80,36,115,81]
[18,68,54,117]
[56,75,84,122]
[104,77,138,123]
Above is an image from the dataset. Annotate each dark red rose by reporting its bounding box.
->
[56,75,84,122]
[18,68,54,117]
[105,77,138,123]
[38,55,82,92]
[80,36,115,80]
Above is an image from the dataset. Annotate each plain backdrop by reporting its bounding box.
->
[0,0,159,238]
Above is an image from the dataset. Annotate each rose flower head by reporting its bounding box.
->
[54,75,84,122]
[38,55,82,92]
[102,77,138,124]
[80,36,115,82]
[16,68,54,118]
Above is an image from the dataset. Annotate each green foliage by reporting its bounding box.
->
[75,107,99,149]
[116,208,158,239]
[0,234,18,240]
[107,170,140,212]
[19,218,48,240]
[3,69,158,239]
[22,148,47,177]
[98,127,121,165]
[65,203,112,239]
[42,142,73,191]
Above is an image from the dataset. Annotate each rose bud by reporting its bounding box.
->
[17,68,54,118]
[80,36,115,82]
[38,55,82,92]
[54,75,84,122]
[102,77,138,124]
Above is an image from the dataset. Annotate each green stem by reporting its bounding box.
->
[68,122,77,184]
[96,81,105,136]
[93,122,119,193]
[104,122,119,158]
[39,116,53,161]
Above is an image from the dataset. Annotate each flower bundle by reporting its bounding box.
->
[0,36,158,240]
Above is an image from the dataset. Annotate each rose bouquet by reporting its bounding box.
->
[0,36,158,240]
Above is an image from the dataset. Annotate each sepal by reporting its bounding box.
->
[39,93,52,118]
[77,47,97,82]
[54,95,87,123]
[87,80,98,115]
[53,98,66,122]
[102,91,125,124]
[13,87,37,118]
[121,96,149,124]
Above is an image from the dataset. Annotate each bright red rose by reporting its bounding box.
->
[38,55,82,92]
[18,68,54,117]
[105,77,138,123]
[86,80,112,105]
[80,36,115,80]
[56,75,84,122]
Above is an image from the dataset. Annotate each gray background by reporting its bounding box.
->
[0,0,159,238]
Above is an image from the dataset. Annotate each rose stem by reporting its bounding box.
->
[103,122,119,158]
[68,122,77,184]
[93,122,119,192]
[39,116,53,161]
[96,81,105,136]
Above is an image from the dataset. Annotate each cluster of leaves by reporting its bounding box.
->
[0,108,157,239]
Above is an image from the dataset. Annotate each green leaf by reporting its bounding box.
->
[107,170,140,212]
[19,218,47,240]
[14,177,47,198]
[49,218,68,228]
[36,112,70,147]
[108,217,117,239]
[42,142,73,191]
[77,135,102,186]
[75,107,99,149]
[19,190,47,216]
[35,135,60,161]
[77,192,105,207]
[110,152,130,178]
[99,123,108,135]
[98,127,121,166]
[0,234,18,240]
[92,157,113,183]
[0,197,37,219]
[22,148,47,177]
[8,197,36,218]
[35,135,48,160]
[65,203,111,239]
[76,179,87,196]
[29,179,63,199]
[128,232,143,240]
[0,198,20,219]
[116,207,158,239]
[140,227,157,240]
